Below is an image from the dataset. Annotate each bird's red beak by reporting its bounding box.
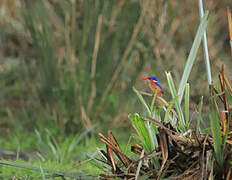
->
[140,77,149,80]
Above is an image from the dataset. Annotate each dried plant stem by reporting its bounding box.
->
[227,7,232,57]
[95,1,149,118]
[42,0,63,30]
[91,15,102,79]
[223,73,232,96]
[109,0,126,27]
[79,97,92,129]
[72,158,92,168]
[71,0,77,44]
[64,13,72,64]
[88,15,103,111]
[135,149,144,180]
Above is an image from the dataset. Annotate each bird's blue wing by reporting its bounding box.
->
[156,82,163,93]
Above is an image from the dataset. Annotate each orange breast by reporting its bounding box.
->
[149,80,162,96]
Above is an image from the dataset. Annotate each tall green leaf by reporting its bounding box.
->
[196,96,203,134]
[133,87,150,115]
[209,86,223,168]
[166,72,185,128]
[164,96,178,123]
[184,83,190,128]
[178,11,209,103]
[150,90,158,117]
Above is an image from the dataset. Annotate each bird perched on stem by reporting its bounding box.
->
[141,76,163,97]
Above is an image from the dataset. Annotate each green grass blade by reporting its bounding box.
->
[68,125,96,153]
[196,96,203,134]
[40,165,46,180]
[198,0,212,84]
[166,72,185,128]
[133,87,151,115]
[178,11,209,103]
[184,83,190,128]
[162,106,177,126]
[209,103,223,167]
[164,96,178,123]
[35,129,50,158]
[129,113,157,151]
[0,160,95,179]
[209,87,223,167]
[150,90,158,117]
[47,141,57,157]
[154,108,161,121]
[146,121,158,150]
[129,113,151,151]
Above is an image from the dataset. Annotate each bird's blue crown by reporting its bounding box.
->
[148,76,158,81]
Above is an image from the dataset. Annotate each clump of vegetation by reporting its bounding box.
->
[95,7,232,179]
[96,67,232,179]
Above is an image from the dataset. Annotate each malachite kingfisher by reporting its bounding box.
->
[141,76,163,97]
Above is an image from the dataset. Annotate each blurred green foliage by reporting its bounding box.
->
[0,0,231,135]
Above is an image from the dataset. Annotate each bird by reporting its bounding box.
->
[141,76,163,97]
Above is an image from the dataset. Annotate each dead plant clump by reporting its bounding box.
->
[96,68,232,179]
[98,128,209,179]
[97,127,231,179]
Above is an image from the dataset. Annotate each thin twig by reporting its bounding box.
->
[227,7,232,57]
[79,97,92,129]
[135,150,144,180]
[88,14,103,111]
[139,91,178,118]
[72,158,92,168]
[109,0,126,27]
